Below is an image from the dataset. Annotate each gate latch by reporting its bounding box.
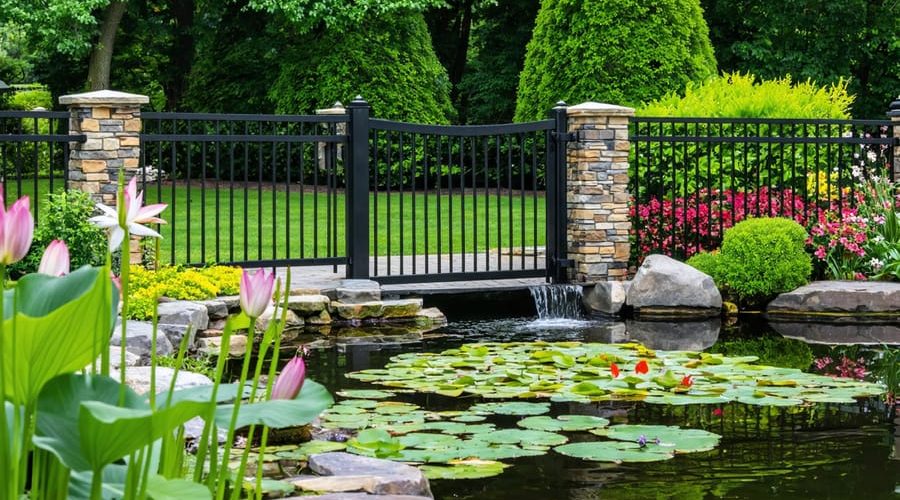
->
[552,131,577,142]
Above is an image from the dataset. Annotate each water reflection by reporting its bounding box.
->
[771,321,900,345]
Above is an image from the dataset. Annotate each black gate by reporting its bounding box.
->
[344,98,569,284]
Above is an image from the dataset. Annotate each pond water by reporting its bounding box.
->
[292,313,899,499]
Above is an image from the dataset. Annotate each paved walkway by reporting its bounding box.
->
[265,251,548,294]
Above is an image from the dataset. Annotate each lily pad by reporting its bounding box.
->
[274,440,347,459]
[469,402,550,416]
[517,415,610,432]
[600,425,721,453]
[337,389,396,399]
[420,460,509,480]
[472,429,567,446]
[554,441,674,463]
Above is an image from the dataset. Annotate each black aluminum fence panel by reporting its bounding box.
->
[0,111,78,219]
[630,117,896,262]
[366,118,561,284]
[141,112,349,268]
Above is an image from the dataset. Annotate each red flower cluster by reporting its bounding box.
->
[632,187,811,259]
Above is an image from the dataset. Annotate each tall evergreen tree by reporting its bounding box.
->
[514,0,718,122]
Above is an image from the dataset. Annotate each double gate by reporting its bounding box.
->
[139,102,570,283]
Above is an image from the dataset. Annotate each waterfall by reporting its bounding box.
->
[529,285,584,320]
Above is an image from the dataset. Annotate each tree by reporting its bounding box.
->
[701,0,900,118]
[269,10,454,123]
[514,0,717,122]
[458,0,540,123]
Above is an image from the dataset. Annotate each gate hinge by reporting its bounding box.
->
[552,131,577,142]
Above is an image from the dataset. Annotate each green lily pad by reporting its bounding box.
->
[601,425,721,453]
[554,441,674,463]
[274,440,347,459]
[450,415,487,423]
[337,389,396,399]
[472,429,568,446]
[517,415,610,432]
[469,402,550,416]
[420,460,509,480]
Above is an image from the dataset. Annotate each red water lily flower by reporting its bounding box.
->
[610,363,620,378]
[635,360,649,375]
[712,408,724,417]
[680,375,693,387]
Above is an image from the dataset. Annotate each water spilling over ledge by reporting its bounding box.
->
[529,284,585,320]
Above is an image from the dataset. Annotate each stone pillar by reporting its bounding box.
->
[59,90,149,205]
[316,101,346,168]
[889,96,900,182]
[60,90,149,264]
[566,102,635,282]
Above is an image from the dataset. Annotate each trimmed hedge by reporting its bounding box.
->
[514,0,717,122]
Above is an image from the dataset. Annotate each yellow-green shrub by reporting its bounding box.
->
[125,265,242,320]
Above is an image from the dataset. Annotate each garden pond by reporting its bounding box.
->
[245,299,900,499]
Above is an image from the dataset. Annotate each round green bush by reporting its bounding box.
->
[685,251,721,280]
[715,217,811,305]
[514,0,717,122]
[270,10,453,123]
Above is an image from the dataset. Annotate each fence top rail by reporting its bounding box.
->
[0,110,70,119]
[0,134,86,143]
[628,134,895,145]
[142,111,348,124]
[370,118,555,136]
[140,133,346,143]
[633,116,893,127]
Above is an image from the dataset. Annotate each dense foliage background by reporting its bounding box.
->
[0,0,896,120]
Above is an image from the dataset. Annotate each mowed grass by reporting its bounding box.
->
[23,180,546,265]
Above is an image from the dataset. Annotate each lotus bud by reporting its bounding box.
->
[0,193,34,265]
[38,240,70,276]
[239,268,275,318]
[271,357,306,400]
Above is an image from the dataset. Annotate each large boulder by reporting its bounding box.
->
[292,452,432,498]
[626,255,721,317]
[110,320,173,360]
[157,300,210,348]
[767,281,900,321]
[582,281,630,316]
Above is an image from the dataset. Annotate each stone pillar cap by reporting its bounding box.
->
[59,90,149,106]
[316,101,347,115]
[568,101,635,117]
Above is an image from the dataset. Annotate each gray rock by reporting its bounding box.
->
[332,302,385,320]
[305,453,432,498]
[625,318,721,351]
[217,295,241,312]
[413,308,447,328]
[111,319,173,359]
[88,346,141,371]
[157,301,210,330]
[337,280,382,304]
[381,299,423,318]
[287,295,331,314]
[626,255,722,313]
[157,324,197,350]
[258,305,304,332]
[111,366,212,395]
[768,281,900,320]
[198,300,229,320]
[583,281,631,315]
[198,334,247,358]
[770,321,900,345]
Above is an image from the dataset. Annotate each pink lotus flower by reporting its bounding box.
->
[89,177,167,251]
[271,356,306,400]
[240,268,275,318]
[38,240,70,276]
[0,190,34,265]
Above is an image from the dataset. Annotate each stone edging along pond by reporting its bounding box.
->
[112,279,448,361]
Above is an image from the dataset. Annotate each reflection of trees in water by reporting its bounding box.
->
[567,427,895,499]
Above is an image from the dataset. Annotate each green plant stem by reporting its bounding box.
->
[90,467,103,500]
[196,320,234,486]
[216,315,258,500]
[0,262,10,500]
[119,226,131,406]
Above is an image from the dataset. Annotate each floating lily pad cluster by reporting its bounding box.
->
[346,341,884,406]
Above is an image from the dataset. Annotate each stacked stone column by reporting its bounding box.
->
[60,90,149,263]
[566,102,634,282]
[60,90,149,204]
[890,97,900,181]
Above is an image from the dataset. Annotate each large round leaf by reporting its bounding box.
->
[601,425,721,453]
[554,441,674,463]
[470,402,550,416]
[421,460,509,480]
[215,380,333,429]
[471,429,567,446]
[517,415,609,432]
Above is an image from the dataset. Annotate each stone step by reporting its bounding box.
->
[381,299,423,318]
[287,294,331,314]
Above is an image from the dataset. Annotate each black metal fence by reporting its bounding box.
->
[0,111,78,219]
[140,112,347,268]
[630,117,896,261]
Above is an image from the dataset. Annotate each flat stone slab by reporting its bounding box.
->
[198,334,248,358]
[768,281,900,320]
[337,280,382,304]
[303,452,432,498]
[770,321,900,345]
[381,299,423,318]
[157,300,210,330]
[333,302,385,320]
[287,295,331,314]
[111,366,212,395]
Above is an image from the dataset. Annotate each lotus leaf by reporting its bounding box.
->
[469,402,550,416]
[554,441,673,463]
[471,429,567,446]
[420,460,509,480]
[600,425,721,453]
[517,415,610,432]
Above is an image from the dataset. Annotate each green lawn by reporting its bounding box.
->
[22,180,547,266]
